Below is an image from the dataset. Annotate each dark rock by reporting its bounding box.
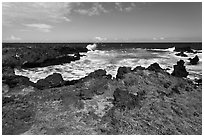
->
[189,55,199,65]
[171,60,189,78]
[132,66,145,71]
[88,69,107,78]
[3,75,35,88]
[175,52,188,57]
[147,63,163,72]
[174,46,194,53]
[113,88,140,110]
[3,45,87,69]
[2,66,15,79]
[36,73,64,89]
[116,67,131,79]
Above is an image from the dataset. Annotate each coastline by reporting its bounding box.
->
[2,43,202,135]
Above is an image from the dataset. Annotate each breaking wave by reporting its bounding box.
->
[86,43,97,51]
[15,45,202,83]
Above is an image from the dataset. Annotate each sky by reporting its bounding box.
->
[2,2,202,42]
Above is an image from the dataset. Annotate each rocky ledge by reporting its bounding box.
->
[2,44,87,69]
[2,62,202,135]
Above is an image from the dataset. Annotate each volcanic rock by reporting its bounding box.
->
[2,66,15,79]
[147,63,163,72]
[174,46,194,53]
[88,69,107,78]
[116,67,131,79]
[175,52,188,57]
[171,60,189,77]
[36,73,65,89]
[3,75,35,88]
[189,55,199,65]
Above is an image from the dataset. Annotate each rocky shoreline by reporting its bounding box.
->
[2,61,202,135]
[2,45,202,135]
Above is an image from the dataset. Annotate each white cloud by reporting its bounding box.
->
[74,3,108,16]
[8,35,22,41]
[24,23,53,32]
[125,7,133,12]
[63,17,71,22]
[95,36,107,41]
[160,37,165,40]
[2,2,72,26]
[115,2,137,12]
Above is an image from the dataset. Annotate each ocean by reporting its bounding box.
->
[14,43,202,83]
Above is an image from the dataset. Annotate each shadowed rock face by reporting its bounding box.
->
[171,60,189,78]
[189,55,199,65]
[116,67,131,79]
[147,63,163,72]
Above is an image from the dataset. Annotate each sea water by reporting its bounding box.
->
[15,44,202,83]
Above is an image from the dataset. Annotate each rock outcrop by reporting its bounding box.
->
[189,55,199,65]
[2,44,88,69]
[174,46,195,53]
[171,60,189,77]
[36,73,65,89]
[147,63,163,72]
[175,52,188,57]
[116,67,131,79]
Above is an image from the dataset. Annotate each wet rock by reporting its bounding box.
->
[113,88,140,110]
[3,75,35,88]
[116,67,131,79]
[171,60,189,78]
[147,63,163,72]
[36,73,64,89]
[175,52,188,57]
[189,55,199,65]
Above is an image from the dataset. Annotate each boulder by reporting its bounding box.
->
[116,67,131,79]
[147,63,163,72]
[189,55,199,65]
[88,69,107,78]
[171,60,189,78]
[36,73,64,89]
[175,52,188,57]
